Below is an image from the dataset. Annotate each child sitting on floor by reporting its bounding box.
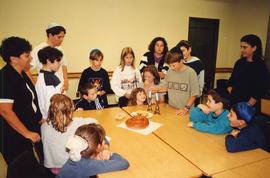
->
[225,102,270,152]
[75,83,105,110]
[57,123,130,178]
[129,88,147,106]
[41,94,97,174]
[187,89,232,134]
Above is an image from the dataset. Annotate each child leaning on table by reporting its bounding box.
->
[75,82,105,110]
[57,123,130,178]
[187,89,232,134]
[41,94,97,174]
[225,102,270,152]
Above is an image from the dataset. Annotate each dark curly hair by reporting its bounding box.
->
[148,37,168,54]
[0,36,32,63]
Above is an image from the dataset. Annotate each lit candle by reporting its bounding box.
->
[148,91,152,99]
[155,93,159,101]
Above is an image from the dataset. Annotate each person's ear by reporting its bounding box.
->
[82,94,88,100]
[10,56,18,63]
[252,45,257,53]
[239,120,247,126]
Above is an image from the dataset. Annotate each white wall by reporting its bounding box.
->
[1,0,269,98]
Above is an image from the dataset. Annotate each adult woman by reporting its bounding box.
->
[139,37,169,79]
[0,37,43,164]
[227,34,268,112]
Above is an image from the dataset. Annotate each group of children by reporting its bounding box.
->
[9,22,268,177]
[187,88,270,153]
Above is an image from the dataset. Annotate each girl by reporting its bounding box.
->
[111,47,142,107]
[57,123,129,178]
[77,49,113,108]
[41,94,97,174]
[227,34,268,113]
[130,88,147,106]
[143,65,165,103]
[139,37,169,79]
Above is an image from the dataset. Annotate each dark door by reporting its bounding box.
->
[188,17,219,90]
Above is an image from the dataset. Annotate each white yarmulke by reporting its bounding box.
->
[47,22,61,30]
[66,135,88,162]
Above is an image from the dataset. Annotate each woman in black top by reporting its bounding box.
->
[227,34,269,112]
[0,37,43,164]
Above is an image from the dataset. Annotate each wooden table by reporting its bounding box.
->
[73,107,202,178]
[212,158,270,178]
[123,104,270,176]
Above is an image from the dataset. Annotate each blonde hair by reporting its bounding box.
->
[120,47,135,71]
[130,88,147,105]
[75,123,106,158]
[47,94,74,133]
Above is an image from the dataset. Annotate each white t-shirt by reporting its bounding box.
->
[35,72,62,119]
[31,42,68,84]
[41,118,97,168]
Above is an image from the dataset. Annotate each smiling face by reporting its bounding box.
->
[11,52,32,72]
[136,91,146,104]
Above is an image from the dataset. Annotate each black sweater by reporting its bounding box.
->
[228,57,268,106]
[78,67,113,107]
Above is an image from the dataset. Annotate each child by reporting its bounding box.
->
[28,23,68,91]
[35,46,63,119]
[170,40,204,96]
[225,102,270,152]
[187,89,232,134]
[111,47,142,107]
[57,123,130,178]
[158,52,199,116]
[130,88,147,106]
[75,83,104,110]
[41,94,97,174]
[139,37,169,79]
[78,49,113,108]
[143,65,165,103]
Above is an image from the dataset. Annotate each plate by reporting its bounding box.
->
[130,110,153,118]
[115,112,126,120]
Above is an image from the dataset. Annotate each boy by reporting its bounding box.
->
[159,52,199,116]
[35,46,63,119]
[78,49,113,108]
[75,83,104,110]
[225,102,270,152]
[187,89,232,134]
[27,23,68,91]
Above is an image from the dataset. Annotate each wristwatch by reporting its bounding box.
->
[184,105,191,111]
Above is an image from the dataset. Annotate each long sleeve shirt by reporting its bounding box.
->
[57,153,129,178]
[225,115,269,153]
[190,107,232,134]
